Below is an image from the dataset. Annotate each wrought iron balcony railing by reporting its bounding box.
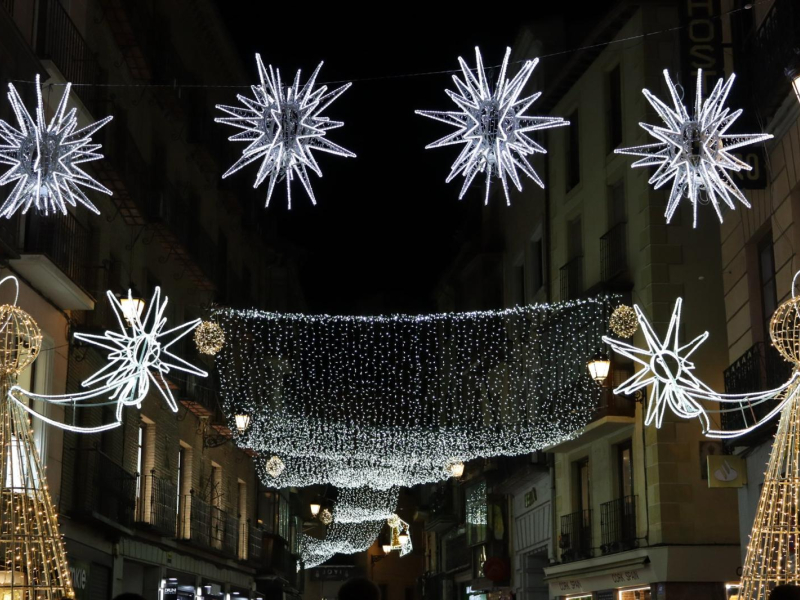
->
[600,495,637,555]
[135,472,177,537]
[72,448,136,528]
[559,509,592,563]
[36,0,104,115]
[560,257,583,301]
[600,222,627,282]
[239,521,264,563]
[23,211,92,293]
[722,342,793,431]
[179,494,239,557]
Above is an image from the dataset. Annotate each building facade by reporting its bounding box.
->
[0,1,306,598]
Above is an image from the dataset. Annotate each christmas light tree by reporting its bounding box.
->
[0,300,74,599]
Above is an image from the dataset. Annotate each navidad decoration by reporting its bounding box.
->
[615,69,773,227]
[0,74,113,219]
[265,455,285,479]
[609,304,638,338]
[215,54,355,208]
[603,298,800,437]
[319,508,333,526]
[216,297,613,490]
[333,486,399,523]
[9,287,207,433]
[417,47,568,205]
[0,276,74,599]
[385,513,413,557]
[194,320,225,356]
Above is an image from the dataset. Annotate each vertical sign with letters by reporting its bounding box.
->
[681,0,767,189]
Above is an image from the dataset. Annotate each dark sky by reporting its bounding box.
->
[215,8,616,314]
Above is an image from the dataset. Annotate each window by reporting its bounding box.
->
[566,109,580,190]
[531,237,544,294]
[575,458,590,513]
[618,440,633,499]
[210,464,223,507]
[136,423,145,502]
[758,232,777,338]
[176,446,185,520]
[608,180,626,228]
[568,217,583,260]
[607,65,623,152]
[619,587,651,600]
[466,481,488,545]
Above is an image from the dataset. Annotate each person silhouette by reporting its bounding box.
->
[338,577,381,600]
[770,585,800,600]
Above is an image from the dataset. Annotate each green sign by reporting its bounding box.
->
[68,559,91,600]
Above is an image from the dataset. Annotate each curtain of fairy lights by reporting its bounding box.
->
[215,297,614,489]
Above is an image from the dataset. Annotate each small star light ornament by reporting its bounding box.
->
[417,47,568,205]
[0,74,113,218]
[215,54,355,208]
[615,69,773,227]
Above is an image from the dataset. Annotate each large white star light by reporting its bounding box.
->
[216,54,355,208]
[417,47,568,205]
[0,74,113,218]
[10,287,207,433]
[615,69,773,227]
[603,298,800,437]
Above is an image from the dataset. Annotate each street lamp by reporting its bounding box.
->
[234,414,251,434]
[587,353,611,383]
[398,531,409,546]
[118,285,145,326]
[310,502,321,518]
[447,460,465,479]
[381,543,392,554]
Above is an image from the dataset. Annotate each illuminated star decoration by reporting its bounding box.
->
[215,54,355,208]
[417,46,568,205]
[10,287,207,433]
[615,69,773,227]
[0,74,113,218]
[602,298,800,437]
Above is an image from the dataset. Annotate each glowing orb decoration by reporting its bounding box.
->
[0,74,113,218]
[194,320,225,356]
[770,296,800,366]
[319,508,333,525]
[609,305,638,338]
[265,455,285,479]
[615,69,773,227]
[417,47,568,205]
[216,54,355,208]
[0,284,41,376]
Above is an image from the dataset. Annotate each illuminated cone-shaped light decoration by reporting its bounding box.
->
[738,296,800,598]
[0,303,74,599]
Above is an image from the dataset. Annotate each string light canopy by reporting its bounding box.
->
[615,69,773,227]
[215,54,355,209]
[333,487,399,524]
[0,281,74,599]
[216,297,613,489]
[8,286,207,433]
[0,74,113,219]
[417,47,568,205]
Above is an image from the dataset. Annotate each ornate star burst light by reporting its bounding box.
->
[0,74,113,218]
[9,287,207,433]
[417,47,568,205]
[615,69,773,227]
[217,297,613,490]
[603,298,800,438]
[215,54,355,208]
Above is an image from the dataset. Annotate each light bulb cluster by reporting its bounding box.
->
[216,296,614,491]
[333,487,399,523]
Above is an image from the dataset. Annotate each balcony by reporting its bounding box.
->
[179,494,239,557]
[264,537,300,587]
[36,0,104,116]
[560,257,583,300]
[721,342,792,432]
[240,521,264,564]
[9,211,95,310]
[742,0,800,123]
[600,496,637,555]
[600,222,627,283]
[559,510,592,563]
[71,448,137,529]
[444,534,470,572]
[135,472,178,537]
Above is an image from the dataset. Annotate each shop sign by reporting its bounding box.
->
[69,559,90,600]
[550,565,652,596]
[310,565,354,581]
[595,590,615,600]
[708,455,747,488]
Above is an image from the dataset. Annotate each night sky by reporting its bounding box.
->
[216,9,616,314]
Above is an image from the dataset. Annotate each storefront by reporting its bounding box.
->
[63,536,114,600]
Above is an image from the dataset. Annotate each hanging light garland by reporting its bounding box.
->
[417,47,568,205]
[333,487,399,523]
[0,74,113,219]
[216,297,614,489]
